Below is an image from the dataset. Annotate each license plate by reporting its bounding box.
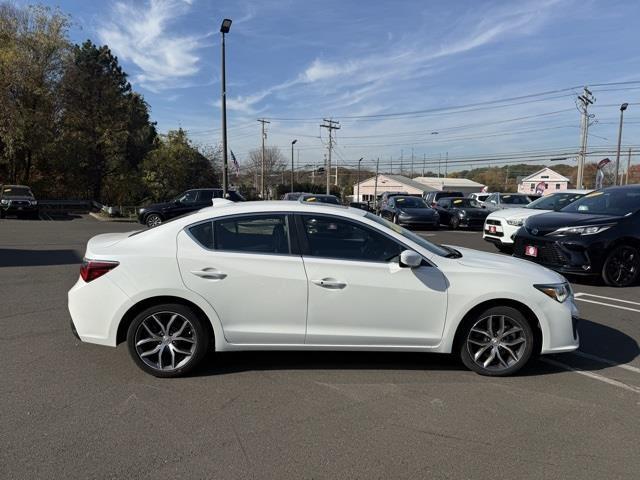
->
[525,245,538,257]
[488,225,496,233]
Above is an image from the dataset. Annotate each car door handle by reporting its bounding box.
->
[191,268,227,280]
[312,278,347,289]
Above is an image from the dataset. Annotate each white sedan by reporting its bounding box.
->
[68,200,579,377]
[483,190,591,252]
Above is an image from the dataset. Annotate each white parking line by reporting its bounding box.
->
[572,351,640,374]
[573,292,640,313]
[541,358,640,394]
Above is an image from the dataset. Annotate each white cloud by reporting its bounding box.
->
[97,0,204,92]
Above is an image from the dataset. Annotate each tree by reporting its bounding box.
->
[141,129,219,202]
[245,146,286,198]
[0,3,70,184]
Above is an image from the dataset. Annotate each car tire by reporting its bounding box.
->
[126,303,210,378]
[460,306,534,376]
[393,215,399,224]
[449,216,459,230]
[601,245,640,287]
[145,213,162,228]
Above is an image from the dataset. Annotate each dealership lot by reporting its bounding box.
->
[1,216,639,479]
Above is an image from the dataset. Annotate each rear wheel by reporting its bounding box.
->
[145,213,162,228]
[126,304,209,377]
[602,245,640,287]
[460,306,534,376]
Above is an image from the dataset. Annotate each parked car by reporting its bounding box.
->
[484,190,590,252]
[282,192,310,201]
[513,185,640,287]
[423,191,464,207]
[349,202,372,212]
[483,192,532,211]
[434,197,489,229]
[376,191,410,212]
[69,200,579,378]
[468,192,490,204]
[379,195,440,229]
[137,188,245,227]
[299,194,340,205]
[0,184,39,219]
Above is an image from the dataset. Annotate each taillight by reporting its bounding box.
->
[80,259,119,282]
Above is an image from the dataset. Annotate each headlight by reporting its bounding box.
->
[506,218,524,226]
[534,282,571,303]
[398,210,408,217]
[458,210,466,217]
[30,200,38,206]
[0,199,8,205]
[549,224,615,236]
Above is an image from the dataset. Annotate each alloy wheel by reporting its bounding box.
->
[134,312,197,372]
[146,214,162,228]
[604,246,639,287]
[466,314,527,371]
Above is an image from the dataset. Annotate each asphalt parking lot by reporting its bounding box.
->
[2,215,639,479]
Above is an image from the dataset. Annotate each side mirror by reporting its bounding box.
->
[400,250,422,268]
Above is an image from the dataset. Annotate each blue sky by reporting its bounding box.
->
[43,0,640,172]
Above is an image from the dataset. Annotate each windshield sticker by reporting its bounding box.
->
[503,195,511,199]
[306,197,316,202]
[396,198,405,202]
[453,199,462,204]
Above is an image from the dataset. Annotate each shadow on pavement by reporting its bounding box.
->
[189,319,637,378]
[0,248,82,267]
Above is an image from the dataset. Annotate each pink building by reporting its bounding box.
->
[517,167,570,196]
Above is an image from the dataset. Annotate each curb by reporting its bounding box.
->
[89,212,138,223]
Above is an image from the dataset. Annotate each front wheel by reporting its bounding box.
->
[145,213,163,228]
[460,306,534,376]
[126,304,210,377]
[602,245,640,287]
[449,216,460,230]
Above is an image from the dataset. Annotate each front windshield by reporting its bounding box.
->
[560,189,640,216]
[394,197,427,208]
[526,192,584,211]
[501,194,529,205]
[450,198,481,208]
[365,212,450,257]
[2,186,32,197]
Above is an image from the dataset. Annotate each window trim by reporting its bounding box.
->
[294,212,431,266]
[185,212,300,257]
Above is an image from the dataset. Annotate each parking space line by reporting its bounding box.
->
[572,351,640,374]
[574,292,640,306]
[541,358,640,394]
[574,293,640,313]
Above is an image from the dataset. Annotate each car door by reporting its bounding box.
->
[177,213,308,344]
[195,189,214,208]
[170,190,200,218]
[297,213,448,347]
[380,198,396,220]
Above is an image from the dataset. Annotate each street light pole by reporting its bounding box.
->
[220,19,232,197]
[290,139,297,193]
[615,103,629,186]
[356,157,363,202]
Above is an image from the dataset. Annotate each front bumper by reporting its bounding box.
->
[1,205,38,215]
[483,219,518,245]
[513,232,605,276]
[539,295,580,354]
[398,216,439,228]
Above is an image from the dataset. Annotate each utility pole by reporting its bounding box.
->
[422,154,426,177]
[290,139,297,193]
[438,153,441,178]
[320,119,340,194]
[373,158,380,212]
[258,119,270,199]
[356,157,363,202]
[400,149,404,176]
[445,152,448,177]
[615,103,629,185]
[411,148,414,178]
[390,156,393,174]
[626,148,632,185]
[576,87,595,189]
[505,164,510,190]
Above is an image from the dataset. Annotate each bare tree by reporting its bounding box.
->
[246,146,287,198]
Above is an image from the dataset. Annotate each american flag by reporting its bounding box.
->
[230,149,240,176]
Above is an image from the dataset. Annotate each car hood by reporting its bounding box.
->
[455,207,488,216]
[523,211,623,235]
[398,208,436,216]
[450,246,564,283]
[489,207,549,221]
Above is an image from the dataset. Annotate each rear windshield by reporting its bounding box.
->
[527,192,584,210]
[500,194,529,205]
[560,189,640,216]
[301,195,340,204]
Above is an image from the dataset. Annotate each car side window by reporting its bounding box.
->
[189,221,214,249]
[213,215,290,254]
[301,215,403,262]
[179,191,198,204]
[196,190,213,203]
